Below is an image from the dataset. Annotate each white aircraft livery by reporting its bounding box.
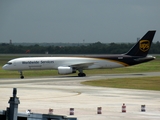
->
[2,31,156,79]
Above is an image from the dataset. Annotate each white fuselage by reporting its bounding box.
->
[2,57,124,71]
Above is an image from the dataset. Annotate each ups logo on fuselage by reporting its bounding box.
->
[139,40,150,52]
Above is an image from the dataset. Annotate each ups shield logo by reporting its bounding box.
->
[139,40,150,52]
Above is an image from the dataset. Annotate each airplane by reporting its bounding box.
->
[2,30,156,79]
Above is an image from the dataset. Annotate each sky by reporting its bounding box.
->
[0,0,160,43]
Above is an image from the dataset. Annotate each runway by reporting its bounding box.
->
[0,72,160,120]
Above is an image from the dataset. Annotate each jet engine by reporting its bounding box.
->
[58,66,76,75]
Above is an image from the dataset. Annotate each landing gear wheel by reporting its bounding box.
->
[78,73,86,77]
[19,71,24,79]
[21,76,24,79]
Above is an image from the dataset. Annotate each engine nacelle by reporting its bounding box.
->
[58,66,76,75]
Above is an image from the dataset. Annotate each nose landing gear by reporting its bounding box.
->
[19,71,24,79]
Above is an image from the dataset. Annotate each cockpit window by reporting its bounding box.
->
[7,62,12,65]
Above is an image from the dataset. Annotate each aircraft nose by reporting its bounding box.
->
[2,64,8,70]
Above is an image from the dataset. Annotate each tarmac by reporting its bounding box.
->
[0,72,160,120]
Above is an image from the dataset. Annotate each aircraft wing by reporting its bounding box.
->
[69,62,94,69]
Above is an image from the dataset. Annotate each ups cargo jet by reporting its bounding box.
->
[2,31,156,79]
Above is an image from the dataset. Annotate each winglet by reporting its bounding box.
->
[125,30,156,56]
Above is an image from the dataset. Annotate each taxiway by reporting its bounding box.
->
[0,72,160,120]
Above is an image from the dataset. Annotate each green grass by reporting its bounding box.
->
[82,76,160,91]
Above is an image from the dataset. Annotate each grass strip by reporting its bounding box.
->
[82,76,160,91]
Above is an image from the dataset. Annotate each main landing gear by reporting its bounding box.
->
[78,69,86,77]
[19,71,24,79]
[78,73,86,77]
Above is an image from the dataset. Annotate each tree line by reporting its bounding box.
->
[0,41,160,54]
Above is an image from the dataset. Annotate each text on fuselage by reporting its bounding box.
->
[22,61,54,64]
